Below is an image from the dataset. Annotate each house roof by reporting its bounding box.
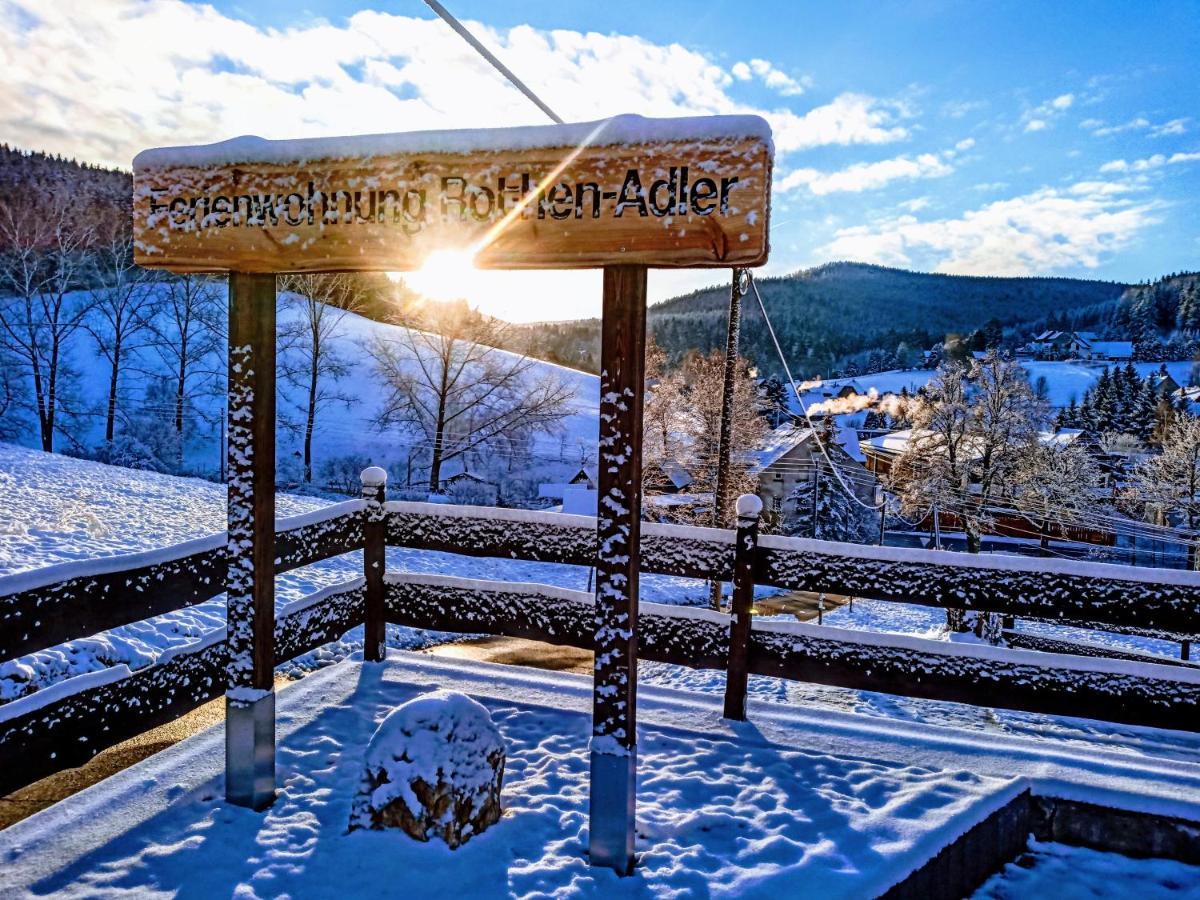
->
[863,427,1086,458]
[750,423,815,472]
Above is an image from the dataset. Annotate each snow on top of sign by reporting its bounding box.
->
[132,114,773,169]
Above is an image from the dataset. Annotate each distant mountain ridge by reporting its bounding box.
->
[515,262,1132,377]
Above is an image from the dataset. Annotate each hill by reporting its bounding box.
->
[513,262,1131,377]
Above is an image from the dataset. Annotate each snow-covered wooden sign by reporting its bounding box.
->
[132,114,773,273]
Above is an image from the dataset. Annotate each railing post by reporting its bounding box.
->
[225,271,277,811]
[361,467,388,662]
[589,264,647,876]
[723,494,762,721]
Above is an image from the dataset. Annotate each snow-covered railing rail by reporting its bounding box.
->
[384,573,1199,733]
[384,501,1200,638]
[0,501,365,661]
[4,490,1199,800]
[0,580,365,796]
[384,501,733,580]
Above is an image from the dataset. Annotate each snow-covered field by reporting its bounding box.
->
[797,360,1198,412]
[5,654,1198,899]
[0,444,713,702]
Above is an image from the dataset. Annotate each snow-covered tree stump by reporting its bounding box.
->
[351,691,505,848]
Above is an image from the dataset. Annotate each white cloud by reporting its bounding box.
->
[0,0,908,167]
[821,180,1160,274]
[1100,151,1200,173]
[1022,93,1074,132]
[1150,118,1188,137]
[769,93,910,153]
[1081,116,1188,138]
[955,137,976,151]
[731,58,808,96]
[778,151,953,195]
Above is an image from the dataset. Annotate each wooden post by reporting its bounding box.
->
[709,268,747,609]
[225,272,277,811]
[361,466,388,662]
[589,265,647,876]
[723,494,762,721]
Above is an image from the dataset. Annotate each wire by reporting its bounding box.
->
[422,0,564,125]
[747,272,884,512]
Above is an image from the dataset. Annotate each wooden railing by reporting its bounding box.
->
[1,481,1198,798]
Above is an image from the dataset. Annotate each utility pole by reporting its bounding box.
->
[932,502,943,550]
[876,485,887,546]
[710,267,748,609]
[811,459,821,538]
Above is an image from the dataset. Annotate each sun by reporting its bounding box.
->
[401,248,487,303]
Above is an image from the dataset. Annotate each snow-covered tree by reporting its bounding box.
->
[278,273,364,483]
[1136,413,1200,566]
[146,274,224,466]
[0,190,93,451]
[671,348,766,525]
[86,231,153,444]
[888,352,1046,640]
[785,454,876,542]
[1010,442,1101,548]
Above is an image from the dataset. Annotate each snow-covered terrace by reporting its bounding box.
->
[3,652,1199,898]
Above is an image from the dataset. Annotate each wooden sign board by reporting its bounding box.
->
[132,115,772,273]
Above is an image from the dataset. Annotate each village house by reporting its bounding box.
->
[751,422,875,518]
[1024,330,1133,362]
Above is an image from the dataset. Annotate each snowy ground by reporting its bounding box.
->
[5,653,1198,899]
[0,444,714,702]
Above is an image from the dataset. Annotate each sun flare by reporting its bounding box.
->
[400,248,486,303]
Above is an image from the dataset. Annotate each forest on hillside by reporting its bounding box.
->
[511,262,1135,378]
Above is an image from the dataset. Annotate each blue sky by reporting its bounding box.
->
[1,0,1197,320]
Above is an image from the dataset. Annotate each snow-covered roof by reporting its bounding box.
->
[751,423,815,471]
[134,114,774,169]
[660,458,694,491]
[864,428,1085,457]
[861,429,914,457]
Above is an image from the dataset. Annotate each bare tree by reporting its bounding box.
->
[86,231,153,443]
[278,273,363,483]
[146,274,224,461]
[667,348,766,523]
[0,191,93,452]
[368,303,572,493]
[642,334,684,482]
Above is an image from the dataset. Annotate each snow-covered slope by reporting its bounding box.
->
[7,286,599,482]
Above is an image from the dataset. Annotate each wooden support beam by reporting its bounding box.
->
[723,494,762,720]
[589,264,647,875]
[225,271,277,811]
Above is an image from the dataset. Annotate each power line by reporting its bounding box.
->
[422,0,564,125]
